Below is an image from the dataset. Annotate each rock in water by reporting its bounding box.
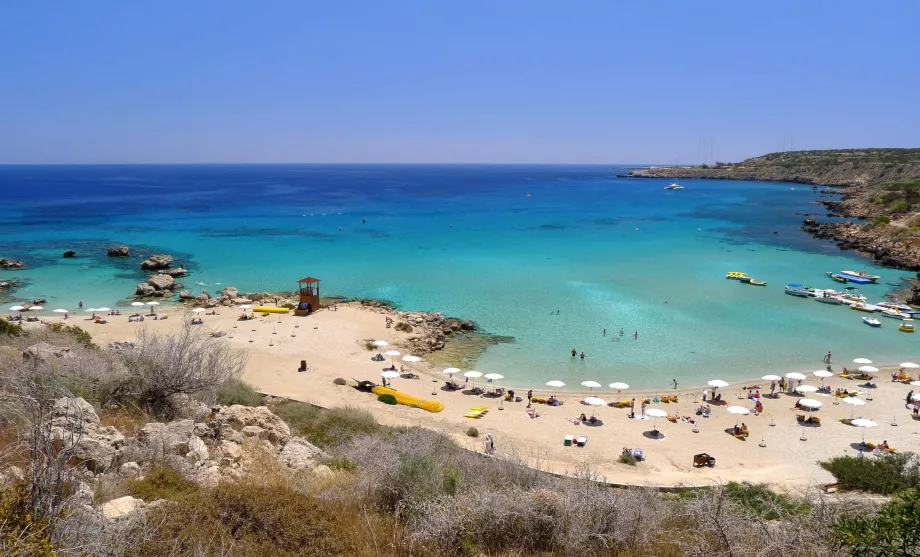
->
[135,283,156,296]
[141,254,173,270]
[166,267,188,277]
[221,286,239,299]
[178,289,195,300]
[146,273,175,291]
[0,258,24,269]
[62,250,76,258]
[107,245,130,257]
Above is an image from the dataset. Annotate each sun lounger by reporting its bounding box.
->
[576,436,587,447]
[464,410,484,419]
[469,406,489,412]
[564,434,574,446]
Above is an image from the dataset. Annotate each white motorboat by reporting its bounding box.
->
[839,287,867,303]
[814,291,847,305]
[784,284,811,297]
[664,183,685,190]
[851,302,880,313]
[877,301,913,312]
[862,317,881,327]
[881,308,908,319]
[840,270,880,283]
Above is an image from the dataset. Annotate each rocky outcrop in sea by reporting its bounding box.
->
[141,253,173,270]
[107,245,130,257]
[0,258,24,269]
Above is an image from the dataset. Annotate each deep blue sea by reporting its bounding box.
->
[1,164,915,388]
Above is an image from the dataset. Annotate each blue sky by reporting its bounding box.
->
[2,1,918,164]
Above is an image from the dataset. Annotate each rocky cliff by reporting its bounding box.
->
[625,149,920,269]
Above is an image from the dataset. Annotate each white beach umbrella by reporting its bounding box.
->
[726,405,750,425]
[381,370,400,379]
[799,399,823,409]
[583,396,606,417]
[28,306,44,311]
[844,396,867,418]
[442,367,461,376]
[84,308,97,312]
[795,385,819,394]
[762,374,782,381]
[384,350,401,357]
[546,380,565,396]
[644,407,667,432]
[131,302,145,307]
[853,358,873,364]
[785,372,807,380]
[145,302,158,314]
[191,308,206,313]
[402,355,421,363]
[238,304,253,310]
[708,379,729,389]
[95,307,110,312]
[145,302,159,306]
[851,418,878,443]
[9,305,25,311]
[900,362,920,369]
[464,370,483,389]
[858,366,879,373]
[372,340,389,347]
[53,309,68,313]
[484,373,504,382]
[813,370,833,378]
[581,380,601,393]
[609,382,630,391]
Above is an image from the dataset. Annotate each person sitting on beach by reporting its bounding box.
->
[526,408,542,419]
[579,413,588,423]
[880,440,890,452]
[547,395,557,405]
[733,424,742,436]
[741,422,748,432]
[753,400,764,415]
[842,367,850,374]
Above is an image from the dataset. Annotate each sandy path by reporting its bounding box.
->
[53,303,920,490]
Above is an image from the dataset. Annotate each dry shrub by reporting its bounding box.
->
[98,405,150,437]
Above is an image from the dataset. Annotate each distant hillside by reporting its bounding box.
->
[626,149,920,270]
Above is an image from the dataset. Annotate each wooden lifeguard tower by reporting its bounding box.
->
[295,277,320,316]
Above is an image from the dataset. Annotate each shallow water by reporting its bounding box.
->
[1,164,914,389]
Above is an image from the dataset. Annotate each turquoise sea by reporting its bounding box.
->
[1,165,915,389]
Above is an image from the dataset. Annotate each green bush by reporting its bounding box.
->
[378,393,398,405]
[273,402,380,448]
[394,322,412,332]
[873,216,891,225]
[46,322,96,349]
[327,456,358,472]
[0,484,56,556]
[618,453,638,466]
[820,453,920,494]
[216,378,263,407]
[442,466,463,496]
[466,427,479,438]
[129,466,199,502]
[0,319,24,337]
[723,482,811,519]
[888,200,912,213]
[834,486,920,556]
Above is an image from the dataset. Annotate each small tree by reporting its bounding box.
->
[123,323,247,416]
[834,486,920,556]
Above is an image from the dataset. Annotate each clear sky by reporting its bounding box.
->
[2,1,918,164]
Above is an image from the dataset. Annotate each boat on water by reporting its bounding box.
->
[862,317,881,327]
[851,302,879,313]
[899,318,915,332]
[840,287,867,302]
[725,272,748,280]
[748,279,767,286]
[785,283,811,297]
[664,183,685,190]
[814,291,847,305]
[881,308,908,319]
[840,270,880,283]
[826,272,849,284]
[877,301,913,312]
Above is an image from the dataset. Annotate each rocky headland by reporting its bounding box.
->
[624,149,920,269]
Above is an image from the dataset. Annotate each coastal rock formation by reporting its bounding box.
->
[221,287,239,299]
[146,273,175,291]
[135,283,156,297]
[803,220,920,270]
[278,437,328,471]
[178,289,195,300]
[212,405,291,446]
[50,397,125,474]
[0,258,24,269]
[166,267,188,277]
[141,254,173,270]
[63,250,76,258]
[107,246,130,257]
[23,342,73,361]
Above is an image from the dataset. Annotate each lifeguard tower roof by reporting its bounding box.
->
[298,277,321,283]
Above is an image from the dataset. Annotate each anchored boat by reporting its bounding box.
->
[899,318,915,332]
[726,272,748,280]
[862,317,881,327]
[851,302,879,313]
[826,272,849,284]
[814,291,847,305]
[785,283,811,297]
[839,270,880,283]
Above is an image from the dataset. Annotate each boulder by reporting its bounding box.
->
[141,254,173,270]
[178,290,195,300]
[50,397,124,474]
[166,267,188,277]
[212,405,291,446]
[63,250,76,258]
[278,437,327,471]
[134,420,196,456]
[135,283,156,297]
[0,258,24,269]
[460,320,476,331]
[119,462,142,478]
[146,273,175,291]
[186,435,210,465]
[221,287,239,299]
[107,246,130,257]
[101,496,145,520]
[23,342,72,361]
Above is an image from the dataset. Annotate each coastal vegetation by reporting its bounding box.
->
[1,324,918,556]
[819,453,920,495]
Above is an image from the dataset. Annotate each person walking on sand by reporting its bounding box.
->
[672,379,678,389]
[824,351,832,364]
[527,389,533,407]
[485,433,495,454]
[908,390,915,408]
[640,400,647,418]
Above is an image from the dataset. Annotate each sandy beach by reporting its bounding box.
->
[34,302,920,490]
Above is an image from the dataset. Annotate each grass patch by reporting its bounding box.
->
[271,401,381,448]
[45,322,97,349]
[873,216,891,225]
[378,393,398,405]
[99,405,151,436]
[0,319,24,337]
[129,466,199,502]
[216,378,263,407]
[723,481,811,519]
[618,453,638,466]
[466,427,479,438]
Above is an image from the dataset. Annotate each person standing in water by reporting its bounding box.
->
[672,379,678,389]
[580,352,585,360]
[603,328,606,336]
[634,331,638,339]
[619,328,624,336]
[571,348,577,357]
[824,351,832,364]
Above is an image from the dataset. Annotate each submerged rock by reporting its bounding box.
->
[0,258,24,269]
[63,250,76,258]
